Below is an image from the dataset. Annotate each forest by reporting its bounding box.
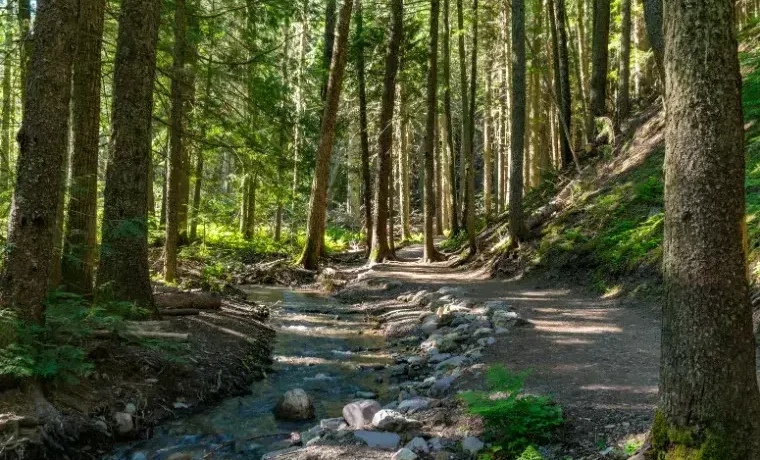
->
[1,0,760,457]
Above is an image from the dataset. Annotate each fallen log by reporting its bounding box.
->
[159,308,200,317]
[92,330,190,341]
[154,291,222,310]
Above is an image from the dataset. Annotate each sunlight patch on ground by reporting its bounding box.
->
[581,384,658,394]
[532,319,623,334]
[551,337,595,345]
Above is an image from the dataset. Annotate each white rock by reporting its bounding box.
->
[462,436,485,454]
[342,400,381,428]
[274,389,315,421]
[113,412,134,435]
[124,403,137,414]
[372,409,422,432]
[437,286,465,296]
[392,448,418,460]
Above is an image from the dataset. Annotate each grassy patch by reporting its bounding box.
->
[460,365,562,459]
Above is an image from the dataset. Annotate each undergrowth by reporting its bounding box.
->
[459,365,562,459]
[0,292,160,384]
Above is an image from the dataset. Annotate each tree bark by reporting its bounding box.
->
[164,0,189,283]
[463,0,478,253]
[62,0,106,295]
[16,0,30,110]
[0,0,76,323]
[588,0,610,139]
[369,0,403,263]
[423,0,442,262]
[298,0,353,270]
[616,0,631,124]
[509,0,528,244]
[1,15,12,190]
[642,0,664,88]
[400,116,412,240]
[443,0,460,235]
[655,0,760,455]
[96,0,160,311]
[552,0,572,167]
[355,0,372,252]
[483,55,493,222]
[456,0,471,233]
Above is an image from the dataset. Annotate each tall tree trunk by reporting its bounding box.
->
[369,0,403,263]
[355,0,372,251]
[0,0,76,321]
[298,0,353,270]
[588,0,610,139]
[321,0,337,101]
[642,0,664,88]
[435,114,444,235]
[463,0,478,253]
[97,0,159,310]
[443,0,460,234]
[164,0,188,282]
[400,116,412,240]
[483,55,493,222]
[1,16,12,190]
[509,0,528,244]
[655,0,760,455]
[17,0,30,110]
[552,0,572,167]
[423,0,442,262]
[616,0,631,125]
[62,0,106,295]
[246,173,257,238]
[456,0,470,231]
[240,173,250,234]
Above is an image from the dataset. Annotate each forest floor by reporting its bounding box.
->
[339,243,659,458]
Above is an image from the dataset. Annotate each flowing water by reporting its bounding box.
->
[110,286,391,460]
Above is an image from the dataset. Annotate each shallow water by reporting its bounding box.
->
[110,286,390,460]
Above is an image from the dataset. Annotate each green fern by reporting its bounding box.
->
[460,366,562,459]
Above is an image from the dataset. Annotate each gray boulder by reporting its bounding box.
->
[342,399,381,428]
[274,389,315,421]
[462,436,485,455]
[372,409,422,432]
[392,448,418,460]
[397,397,430,414]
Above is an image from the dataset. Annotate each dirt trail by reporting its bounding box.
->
[362,243,660,456]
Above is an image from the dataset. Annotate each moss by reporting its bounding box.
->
[650,410,743,460]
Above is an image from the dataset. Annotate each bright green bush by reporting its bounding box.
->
[459,365,563,459]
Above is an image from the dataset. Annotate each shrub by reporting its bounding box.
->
[0,292,149,384]
[459,365,563,459]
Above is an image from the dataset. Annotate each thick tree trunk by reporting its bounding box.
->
[164,0,188,283]
[298,0,353,270]
[369,0,403,263]
[509,0,528,244]
[62,0,106,295]
[655,0,760,455]
[588,0,610,139]
[435,115,444,235]
[321,0,337,101]
[0,0,76,322]
[616,0,631,125]
[443,0,460,235]
[96,0,159,310]
[423,0,442,262]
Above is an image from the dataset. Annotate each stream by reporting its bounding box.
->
[110,286,391,460]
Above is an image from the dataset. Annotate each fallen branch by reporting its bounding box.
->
[154,291,222,310]
[93,330,190,341]
[159,308,201,317]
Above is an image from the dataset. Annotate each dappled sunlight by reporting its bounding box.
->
[581,384,658,395]
[531,319,623,334]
